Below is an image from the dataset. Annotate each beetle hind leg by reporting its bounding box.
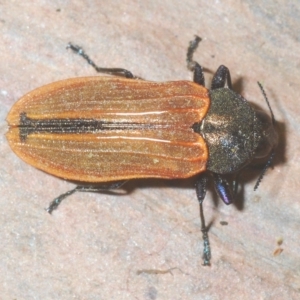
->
[46,181,127,214]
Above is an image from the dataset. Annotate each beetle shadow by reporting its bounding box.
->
[124,177,217,231]
[88,175,235,213]
[231,77,244,94]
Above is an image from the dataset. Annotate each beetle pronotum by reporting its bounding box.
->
[6,36,278,265]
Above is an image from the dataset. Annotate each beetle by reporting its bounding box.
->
[6,36,278,265]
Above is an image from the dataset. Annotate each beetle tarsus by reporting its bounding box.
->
[46,181,128,214]
[186,35,202,70]
[199,201,211,266]
[201,223,211,266]
[46,187,77,214]
[187,36,205,86]
[195,174,211,265]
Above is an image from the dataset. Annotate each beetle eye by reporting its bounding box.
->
[254,110,278,158]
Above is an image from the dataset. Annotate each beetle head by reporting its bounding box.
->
[254,109,278,159]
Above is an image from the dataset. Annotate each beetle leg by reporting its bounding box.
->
[195,174,211,266]
[211,65,233,90]
[67,43,134,78]
[212,173,234,205]
[192,63,205,87]
[46,181,127,214]
[186,36,205,86]
[195,174,208,205]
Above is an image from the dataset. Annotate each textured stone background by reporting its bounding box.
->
[0,1,299,299]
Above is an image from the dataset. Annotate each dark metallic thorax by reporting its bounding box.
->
[195,88,264,174]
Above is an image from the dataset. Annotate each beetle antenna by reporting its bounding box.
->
[254,82,276,191]
[254,151,275,191]
[257,82,276,125]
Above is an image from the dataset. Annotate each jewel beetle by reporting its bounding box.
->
[6,36,278,265]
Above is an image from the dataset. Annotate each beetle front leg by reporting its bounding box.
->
[211,65,233,90]
[46,181,127,214]
[67,43,135,78]
[186,36,205,87]
[195,173,211,266]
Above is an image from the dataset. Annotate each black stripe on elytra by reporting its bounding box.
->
[19,112,171,142]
